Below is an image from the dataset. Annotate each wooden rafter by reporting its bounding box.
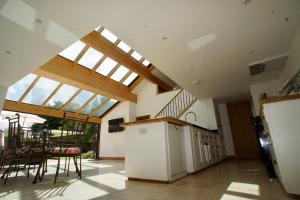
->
[3,100,101,124]
[107,64,120,78]
[18,76,40,103]
[74,45,89,63]
[89,98,111,117]
[76,94,97,114]
[41,83,63,107]
[129,65,155,91]
[92,56,106,71]
[60,89,82,110]
[81,31,172,91]
[35,56,137,102]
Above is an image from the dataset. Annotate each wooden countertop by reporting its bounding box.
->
[259,94,300,105]
[121,117,190,127]
[121,117,218,133]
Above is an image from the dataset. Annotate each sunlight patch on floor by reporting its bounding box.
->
[227,182,260,196]
[220,194,257,200]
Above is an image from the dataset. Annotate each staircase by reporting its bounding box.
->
[155,89,197,118]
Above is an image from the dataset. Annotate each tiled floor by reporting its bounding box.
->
[0,159,296,200]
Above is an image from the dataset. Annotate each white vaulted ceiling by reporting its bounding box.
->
[1,0,300,102]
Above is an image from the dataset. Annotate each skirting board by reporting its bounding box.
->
[98,157,125,160]
[128,177,169,184]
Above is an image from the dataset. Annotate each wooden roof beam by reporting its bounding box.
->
[34,56,137,103]
[3,100,101,124]
[81,31,172,91]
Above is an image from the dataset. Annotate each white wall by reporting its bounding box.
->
[133,80,179,118]
[99,101,132,158]
[218,104,235,156]
[179,98,217,130]
[280,24,300,83]
[249,80,281,116]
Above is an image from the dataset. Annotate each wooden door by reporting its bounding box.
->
[227,102,260,159]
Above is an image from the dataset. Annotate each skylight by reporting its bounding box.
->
[110,66,129,82]
[47,84,79,109]
[65,90,94,112]
[96,57,118,76]
[78,47,103,69]
[80,95,107,115]
[101,29,118,43]
[122,73,138,86]
[59,41,86,61]
[142,59,151,67]
[131,51,143,61]
[6,73,37,101]
[117,41,131,53]
[22,77,60,106]
[94,99,118,117]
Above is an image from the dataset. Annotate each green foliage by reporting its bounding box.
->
[81,150,95,159]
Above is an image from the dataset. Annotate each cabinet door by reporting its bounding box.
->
[167,124,185,176]
[192,128,201,169]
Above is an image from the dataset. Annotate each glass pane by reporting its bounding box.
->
[94,99,118,117]
[80,95,107,115]
[101,29,118,43]
[142,59,151,67]
[59,41,86,61]
[6,73,37,101]
[46,84,79,109]
[117,41,131,53]
[22,77,60,105]
[123,73,138,86]
[78,47,103,69]
[131,51,142,61]
[110,66,129,82]
[65,90,94,112]
[96,57,118,76]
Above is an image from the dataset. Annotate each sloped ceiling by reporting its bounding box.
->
[1,0,300,102]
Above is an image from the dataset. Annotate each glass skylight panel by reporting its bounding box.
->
[78,47,103,69]
[6,73,37,101]
[142,59,151,67]
[117,41,131,53]
[96,57,118,76]
[94,99,118,117]
[46,84,79,109]
[65,90,94,112]
[59,41,86,61]
[110,66,129,82]
[131,51,143,61]
[22,77,60,105]
[101,29,118,43]
[122,73,138,86]
[80,95,107,115]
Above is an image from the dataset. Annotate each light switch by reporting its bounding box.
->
[139,127,147,135]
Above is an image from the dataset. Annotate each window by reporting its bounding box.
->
[46,84,79,109]
[94,99,118,117]
[80,95,107,115]
[78,47,103,69]
[65,90,94,112]
[142,59,151,67]
[59,41,86,61]
[96,57,118,76]
[131,51,142,61]
[110,66,129,82]
[101,29,118,43]
[122,73,138,86]
[117,41,131,53]
[6,73,37,101]
[22,77,60,105]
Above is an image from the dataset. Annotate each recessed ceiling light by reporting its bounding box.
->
[162,36,168,41]
[192,80,201,85]
[189,68,195,71]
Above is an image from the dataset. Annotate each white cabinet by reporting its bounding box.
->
[263,98,300,195]
[184,126,225,173]
[125,122,187,182]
